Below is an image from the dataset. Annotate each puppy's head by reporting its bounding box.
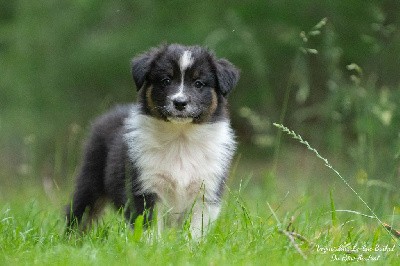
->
[131,44,239,123]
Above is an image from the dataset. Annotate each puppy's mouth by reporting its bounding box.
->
[158,106,201,124]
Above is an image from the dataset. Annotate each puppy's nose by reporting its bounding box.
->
[173,96,189,111]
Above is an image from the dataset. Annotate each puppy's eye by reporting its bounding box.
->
[161,78,171,87]
[194,80,205,89]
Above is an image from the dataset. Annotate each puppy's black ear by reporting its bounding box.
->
[215,59,240,97]
[131,47,160,90]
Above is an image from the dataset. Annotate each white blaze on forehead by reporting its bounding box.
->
[179,50,194,72]
[173,50,194,100]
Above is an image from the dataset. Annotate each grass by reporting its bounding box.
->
[273,123,387,229]
[1,143,399,265]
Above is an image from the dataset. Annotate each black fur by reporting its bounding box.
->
[215,59,240,96]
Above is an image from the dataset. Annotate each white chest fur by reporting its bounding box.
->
[124,107,236,213]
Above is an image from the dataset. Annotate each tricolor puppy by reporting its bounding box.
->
[66,44,239,238]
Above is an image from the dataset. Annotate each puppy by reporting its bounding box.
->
[66,44,239,238]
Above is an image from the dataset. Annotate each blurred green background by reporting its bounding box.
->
[1,0,400,208]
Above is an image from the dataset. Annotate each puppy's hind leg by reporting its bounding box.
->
[65,135,107,231]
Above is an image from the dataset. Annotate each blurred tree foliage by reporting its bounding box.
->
[1,0,400,182]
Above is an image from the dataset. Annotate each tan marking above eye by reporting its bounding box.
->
[192,70,200,80]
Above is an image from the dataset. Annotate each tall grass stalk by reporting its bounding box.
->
[273,123,399,246]
[273,18,328,174]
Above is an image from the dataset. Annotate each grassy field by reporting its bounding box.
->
[1,133,399,265]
